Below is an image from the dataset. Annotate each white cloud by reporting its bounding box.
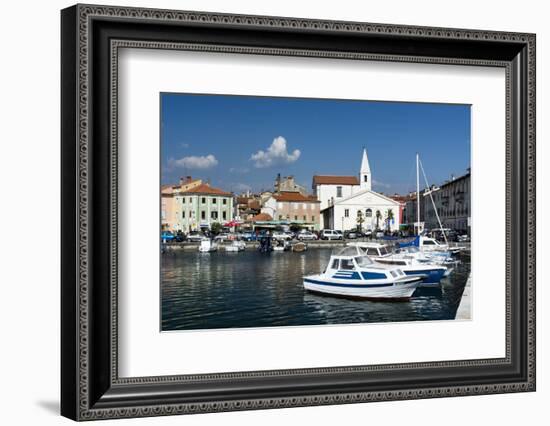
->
[169,154,218,169]
[229,167,250,174]
[250,136,301,168]
[232,183,252,192]
[372,179,392,189]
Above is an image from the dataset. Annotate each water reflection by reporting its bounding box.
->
[161,248,470,331]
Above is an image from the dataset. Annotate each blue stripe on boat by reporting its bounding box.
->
[304,278,393,288]
[361,271,387,279]
[404,269,445,280]
[332,271,361,280]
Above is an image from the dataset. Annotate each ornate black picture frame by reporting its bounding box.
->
[61,4,536,421]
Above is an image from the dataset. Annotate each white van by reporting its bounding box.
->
[320,229,343,240]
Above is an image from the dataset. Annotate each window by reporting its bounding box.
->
[279,215,283,220]
[366,248,379,256]
[222,211,227,220]
[303,215,307,221]
[364,175,368,183]
[331,259,339,269]
[182,211,185,219]
[366,208,372,217]
[201,211,205,220]
[294,216,298,220]
[161,210,166,220]
[340,259,355,270]
[311,216,315,222]
[201,197,206,204]
[336,186,342,198]
[212,198,217,204]
[223,199,227,205]
[211,211,218,220]
[182,198,185,204]
[355,256,374,267]
[344,209,349,218]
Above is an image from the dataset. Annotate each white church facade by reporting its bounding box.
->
[313,149,402,232]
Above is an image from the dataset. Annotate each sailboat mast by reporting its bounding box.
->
[416,152,420,236]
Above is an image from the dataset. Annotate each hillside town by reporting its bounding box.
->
[161,148,470,240]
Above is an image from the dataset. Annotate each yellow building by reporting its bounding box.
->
[161,176,202,231]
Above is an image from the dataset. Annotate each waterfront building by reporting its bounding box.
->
[274,174,308,195]
[316,149,401,231]
[164,180,234,232]
[427,172,470,233]
[161,176,202,231]
[402,171,470,234]
[403,191,427,233]
[261,191,321,230]
[388,194,409,226]
[234,193,261,222]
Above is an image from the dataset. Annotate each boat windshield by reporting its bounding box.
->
[379,246,390,255]
[355,256,374,267]
[338,246,363,257]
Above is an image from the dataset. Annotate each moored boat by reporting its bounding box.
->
[292,242,308,252]
[225,240,246,252]
[198,239,218,253]
[348,242,449,287]
[303,246,422,300]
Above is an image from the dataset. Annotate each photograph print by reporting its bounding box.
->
[160,93,471,332]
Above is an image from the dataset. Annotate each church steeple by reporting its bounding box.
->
[360,148,371,191]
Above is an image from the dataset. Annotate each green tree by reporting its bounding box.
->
[375,210,382,230]
[210,222,223,235]
[356,210,365,231]
[386,209,394,231]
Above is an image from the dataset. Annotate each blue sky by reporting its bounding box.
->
[161,93,470,195]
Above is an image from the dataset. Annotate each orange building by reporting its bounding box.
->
[261,191,321,230]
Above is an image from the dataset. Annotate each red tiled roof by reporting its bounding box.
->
[273,191,319,202]
[248,200,261,210]
[312,175,359,186]
[181,183,232,196]
[236,196,252,204]
[250,213,273,222]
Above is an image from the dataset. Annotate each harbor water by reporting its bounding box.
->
[161,247,471,331]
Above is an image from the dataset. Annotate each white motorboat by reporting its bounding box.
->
[224,240,246,252]
[198,239,218,253]
[273,239,291,252]
[418,236,462,255]
[303,246,422,300]
[393,246,456,271]
[348,242,449,287]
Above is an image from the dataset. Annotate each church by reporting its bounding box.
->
[312,149,402,232]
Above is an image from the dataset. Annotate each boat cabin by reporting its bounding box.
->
[349,242,393,258]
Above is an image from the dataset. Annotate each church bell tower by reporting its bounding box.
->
[360,148,372,191]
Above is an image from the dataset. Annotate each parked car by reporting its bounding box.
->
[214,233,231,242]
[344,230,358,239]
[273,231,292,241]
[284,231,296,240]
[297,231,318,241]
[174,231,186,242]
[186,232,204,242]
[240,232,257,241]
[161,231,175,242]
[375,230,384,239]
[457,233,470,242]
[320,229,343,240]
